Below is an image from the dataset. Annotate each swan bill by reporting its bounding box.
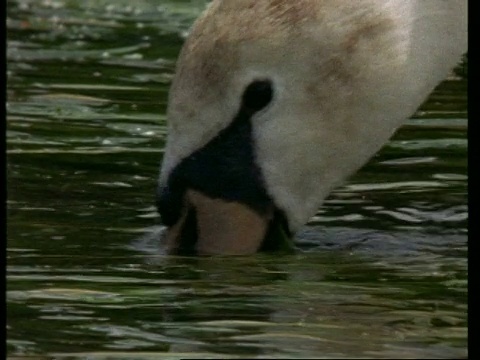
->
[163,189,291,255]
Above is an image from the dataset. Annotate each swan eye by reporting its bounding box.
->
[242,80,273,114]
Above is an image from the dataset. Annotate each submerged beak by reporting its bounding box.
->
[164,189,287,255]
[158,79,292,255]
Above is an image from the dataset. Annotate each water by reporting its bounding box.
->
[6,0,468,358]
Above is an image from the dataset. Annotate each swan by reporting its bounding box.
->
[156,0,467,255]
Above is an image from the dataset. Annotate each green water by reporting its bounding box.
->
[6,0,468,358]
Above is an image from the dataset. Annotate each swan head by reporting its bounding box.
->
[156,0,467,255]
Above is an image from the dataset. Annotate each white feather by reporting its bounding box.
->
[160,0,467,231]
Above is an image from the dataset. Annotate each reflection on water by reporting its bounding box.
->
[7,0,467,358]
[7,249,467,358]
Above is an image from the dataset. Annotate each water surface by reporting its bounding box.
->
[6,0,468,358]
